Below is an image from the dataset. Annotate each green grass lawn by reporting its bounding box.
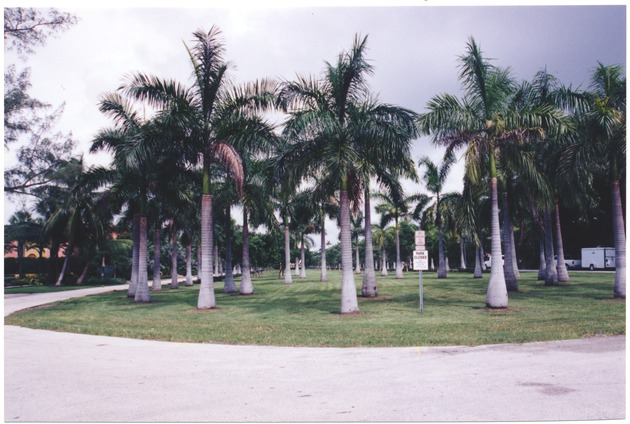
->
[4,270,624,347]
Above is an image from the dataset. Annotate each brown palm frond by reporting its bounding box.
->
[207,142,244,196]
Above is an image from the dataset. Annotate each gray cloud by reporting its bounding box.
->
[4,4,626,233]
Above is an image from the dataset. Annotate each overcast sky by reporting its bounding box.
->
[4,1,627,246]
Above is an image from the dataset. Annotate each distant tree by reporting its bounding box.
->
[4,8,78,206]
[561,63,626,298]
[5,210,43,279]
[278,34,375,313]
[124,27,276,309]
[417,38,569,308]
[4,8,78,57]
[375,189,415,279]
[418,153,456,278]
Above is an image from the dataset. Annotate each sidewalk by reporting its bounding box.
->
[4,283,626,422]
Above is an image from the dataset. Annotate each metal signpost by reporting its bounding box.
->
[413,231,429,313]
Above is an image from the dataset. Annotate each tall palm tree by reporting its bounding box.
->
[34,157,84,282]
[308,183,339,283]
[91,92,168,302]
[458,176,488,279]
[350,98,418,296]
[374,189,415,279]
[417,38,568,308]
[562,63,625,298]
[350,211,364,274]
[42,158,108,286]
[516,69,586,284]
[278,34,377,313]
[418,153,456,278]
[123,27,276,308]
[240,158,276,295]
[371,223,393,277]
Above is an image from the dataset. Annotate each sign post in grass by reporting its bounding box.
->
[414,231,429,313]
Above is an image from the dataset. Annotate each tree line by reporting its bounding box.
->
[4,9,625,313]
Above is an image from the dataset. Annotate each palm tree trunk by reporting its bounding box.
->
[340,186,359,313]
[320,217,328,282]
[17,241,25,279]
[76,246,95,285]
[355,236,361,274]
[283,218,293,284]
[381,248,388,277]
[395,219,403,279]
[510,227,520,279]
[538,238,546,280]
[214,245,219,276]
[224,208,237,293]
[76,257,89,285]
[362,190,377,297]
[55,241,74,286]
[134,215,151,302]
[197,194,216,309]
[459,237,467,271]
[502,192,518,291]
[473,245,483,278]
[612,181,626,298]
[48,240,60,282]
[185,244,193,286]
[152,226,162,290]
[295,255,300,276]
[128,214,139,297]
[554,203,569,282]
[197,242,201,281]
[239,207,254,295]
[170,219,179,289]
[299,237,307,278]
[437,219,447,279]
[543,210,558,286]
[486,177,508,308]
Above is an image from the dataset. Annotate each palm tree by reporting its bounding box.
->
[266,148,300,284]
[41,159,107,286]
[371,223,392,277]
[516,69,587,284]
[309,183,339,283]
[417,38,568,308]
[240,158,276,295]
[278,34,377,313]
[418,153,456,278]
[374,189,415,279]
[291,190,319,279]
[459,175,491,279]
[123,27,277,308]
[560,63,625,297]
[34,157,84,282]
[351,212,364,274]
[350,98,418,296]
[5,210,43,279]
[91,92,167,302]
[211,172,240,292]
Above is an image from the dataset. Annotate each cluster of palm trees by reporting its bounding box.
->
[12,28,624,313]
[417,38,625,306]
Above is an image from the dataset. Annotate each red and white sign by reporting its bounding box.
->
[415,231,425,249]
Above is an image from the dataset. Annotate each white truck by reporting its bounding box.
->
[581,247,616,270]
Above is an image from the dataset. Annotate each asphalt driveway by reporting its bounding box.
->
[4,285,626,422]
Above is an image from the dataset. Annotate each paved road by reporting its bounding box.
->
[4,285,626,422]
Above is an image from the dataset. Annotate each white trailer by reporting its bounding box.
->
[581,247,616,270]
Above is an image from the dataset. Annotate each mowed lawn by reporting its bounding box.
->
[5,270,625,347]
